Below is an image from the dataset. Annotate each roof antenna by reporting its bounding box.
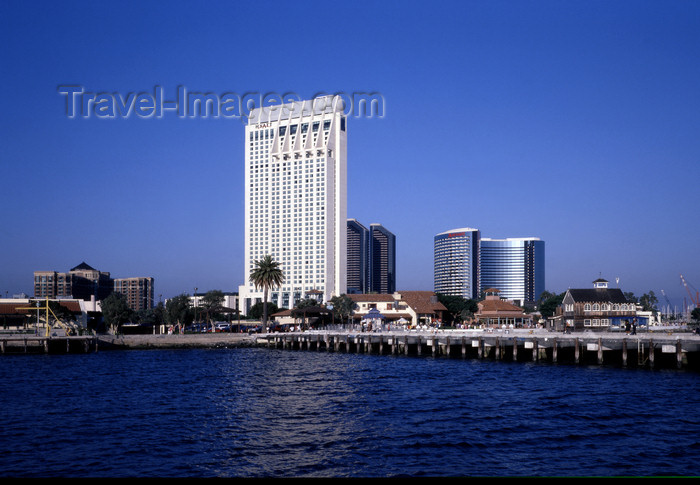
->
[616,277,619,288]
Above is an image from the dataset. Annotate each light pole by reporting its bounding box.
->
[194,287,198,324]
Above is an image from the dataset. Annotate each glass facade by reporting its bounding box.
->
[369,224,396,294]
[433,228,480,300]
[479,238,545,306]
[346,219,369,294]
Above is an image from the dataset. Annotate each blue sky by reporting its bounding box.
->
[1,0,699,309]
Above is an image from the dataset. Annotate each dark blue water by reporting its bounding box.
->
[1,347,699,477]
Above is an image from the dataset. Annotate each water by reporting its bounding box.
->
[1,347,699,477]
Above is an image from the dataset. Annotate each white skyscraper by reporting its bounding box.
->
[238,96,347,313]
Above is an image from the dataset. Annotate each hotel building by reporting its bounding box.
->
[369,223,396,294]
[347,219,369,294]
[479,237,545,306]
[433,228,481,300]
[33,262,154,310]
[238,96,347,313]
[346,220,396,294]
[34,262,112,302]
[113,277,155,312]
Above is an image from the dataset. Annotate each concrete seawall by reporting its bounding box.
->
[96,333,257,350]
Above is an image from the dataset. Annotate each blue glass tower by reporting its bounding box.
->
[479,238,545,306]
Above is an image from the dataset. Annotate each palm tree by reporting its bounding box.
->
[249,255,284,331]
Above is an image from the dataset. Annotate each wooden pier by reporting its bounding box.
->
[0,335,97,354]
[257,329,700,370]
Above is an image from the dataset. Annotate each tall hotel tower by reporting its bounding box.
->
[434,228,480,299]
[369,223,396,294]
[346,219,369,294]
[479,237,545,306]
[238,96,347,313]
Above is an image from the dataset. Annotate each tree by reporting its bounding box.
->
[329,294,355,324]
[639,291,659,314]
[249,255,284,330]
[135,302,165,329]
[199,290,225,331]
[624,292,638,304]
[539,292,565,319]
[248,301,279,320]
[436,293,478,325]
[165,294,193,332]
[691,307,700,325]
[295,298,319,310]
[101,292,134,334]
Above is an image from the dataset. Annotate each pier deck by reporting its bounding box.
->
[257,329,700,370]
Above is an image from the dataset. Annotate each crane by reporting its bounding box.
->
[680,274,699,308]
[661,289,674,317]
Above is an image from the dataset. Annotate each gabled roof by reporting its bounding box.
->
[347,291,447,314]
[567,288,628,304]
[399,291,447,314]
[478,299,524,315]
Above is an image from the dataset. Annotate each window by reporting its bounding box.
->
[592,303,600,311]
[584,319,592,326]
[584,303,591,312]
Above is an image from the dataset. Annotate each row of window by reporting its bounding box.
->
[584,319,610,326]
[563,303,633,312]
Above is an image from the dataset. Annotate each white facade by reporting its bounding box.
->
[239,96,347,313]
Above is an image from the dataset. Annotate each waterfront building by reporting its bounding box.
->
[475,288,529,327]
[558,278,637,332]
[238,96,347,313]
[34,262,112,302]
[0,297,91,329]
[33,262,154,311]
[368,223,396,294]
[479,237,545,306]
[346,219,369,294]
[113,277,155,311]
[348,291,446,328]
[434,228,480,300]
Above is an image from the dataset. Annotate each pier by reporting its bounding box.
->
[0,335,97,354]
[256,329,700,370]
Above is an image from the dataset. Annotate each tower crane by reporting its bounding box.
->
[661,289,673,316]
[680,274,699,308]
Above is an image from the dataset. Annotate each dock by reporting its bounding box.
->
[256,329,700,370]
[0,334,97,354]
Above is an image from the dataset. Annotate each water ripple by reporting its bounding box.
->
[1,348,699,477]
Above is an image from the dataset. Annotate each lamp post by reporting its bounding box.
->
[194,287,198,324]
